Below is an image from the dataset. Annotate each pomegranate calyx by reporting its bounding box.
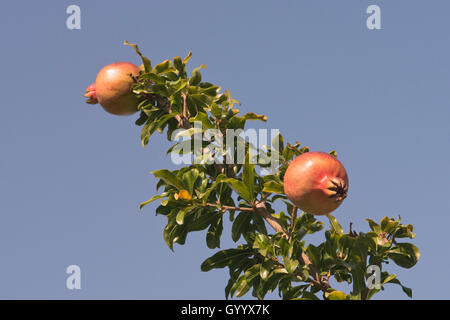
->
[84,83,98,105]
[326,177,348,202]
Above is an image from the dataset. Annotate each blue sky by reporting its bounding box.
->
[0,0,448,299]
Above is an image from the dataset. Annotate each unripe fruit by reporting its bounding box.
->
[84,62,140,116]
[283,152,349,215]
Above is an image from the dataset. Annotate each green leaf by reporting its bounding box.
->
[139,193,168,209]
[387,243,420,268]
[189,64,205,86]
[382,273,398,285]
[165,71,179,81]
[183,51,193,64]
[263,181,284,194]
[151,84,170,97]
[242,151,255,202]
[252,212,268,235]
[253,233,272,257]
[135,111,148,126]
[327,214,344,235]
[182,168,199,195]
[350,265,367,297]
[140,110,165,146]
[201,174,227,201]
[353,238,369,268]
[145,112,178,142]
[124,41,151,71]
[224,178,252,203]
[173,56,184,74]
[305,244,321,269]
[300,291,320,300]
[153,60,172,74]
[200,248,253,271]
[152,169,186,191]
[232,211,252,242]
[234,276,251,298]
[260,260,273,280]
[145,73,167,85]
[271,133,284,155]
[189,93,214,110]
[283,257,299,274]
[326,290,348,300]
[189,112,214,129]
[386,278,413,298]
[241,112,267,122]
[210,103,222,118]
[282,142,304,161]
[262,273,286,296]
[279,237,291,257]
[366,218,381,233]
[176,206,195,225]
[393,224,416,239]
[163,213,184,251]
[206,216,223,249]
[187,208,219,232]
[225,278,234,299]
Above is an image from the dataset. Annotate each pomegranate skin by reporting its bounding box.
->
[283,152,349,215]
[94,62,140,116]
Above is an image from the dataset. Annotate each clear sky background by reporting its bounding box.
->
[0,0,448,299]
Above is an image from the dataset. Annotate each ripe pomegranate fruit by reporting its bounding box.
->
[84,62,140,116]
[283,152,349,215]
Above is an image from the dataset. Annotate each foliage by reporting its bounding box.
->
[126,42,420,300]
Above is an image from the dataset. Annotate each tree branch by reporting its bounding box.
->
[254,201,287,236]
[289,206,298,238]
[181,91,188,118]
[204,203,253,212]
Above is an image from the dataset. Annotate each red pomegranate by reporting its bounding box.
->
[84,62,140,116]
[283,152,349,215]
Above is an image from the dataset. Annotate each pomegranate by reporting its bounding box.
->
[84,62,140,116]
[283,152,349,215]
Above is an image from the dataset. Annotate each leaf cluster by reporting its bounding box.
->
[125,42,420,300]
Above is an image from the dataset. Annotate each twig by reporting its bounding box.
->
[349,222,358,238]
[253,201,287,236]
[204,203,253,212]
[289,206,298,237]
[362,287,370,300]
[181,91,188,118]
